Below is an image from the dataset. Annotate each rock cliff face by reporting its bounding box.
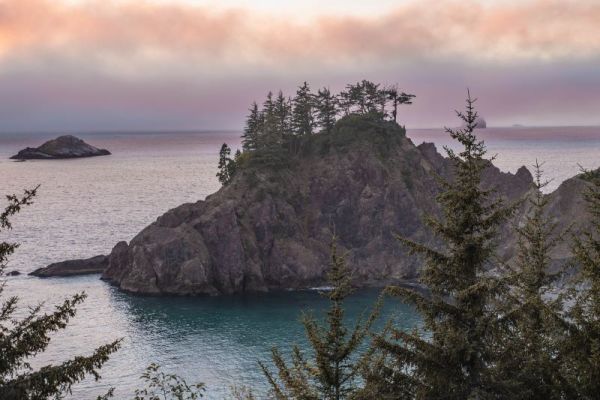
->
[10,135,110,160]
[101,117,539,295]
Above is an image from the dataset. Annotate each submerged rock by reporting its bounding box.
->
[10,135,110,160]
[30,255,109,277]
[100,116,536,296]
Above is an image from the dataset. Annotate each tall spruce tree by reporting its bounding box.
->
[242,102,261,152]
[259,238,379,400]
[0,187,121,399]
[291,82,315,136]
[372,92,515,399]
[564,168,600,399]
[315,88,338,134]
[495,162,569,399]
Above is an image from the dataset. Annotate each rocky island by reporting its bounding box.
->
[10,135,110,160]
[98,116,589,296]
[33,82,593,296]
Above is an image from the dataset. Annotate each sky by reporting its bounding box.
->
[0,0,599,132]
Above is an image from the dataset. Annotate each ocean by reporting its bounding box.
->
[0,126,599,398]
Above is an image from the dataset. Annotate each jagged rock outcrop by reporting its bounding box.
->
[30,255,108,277]
[100,116,537,295]
[10,135,110,160]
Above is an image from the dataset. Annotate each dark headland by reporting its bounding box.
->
[10,135,110,160]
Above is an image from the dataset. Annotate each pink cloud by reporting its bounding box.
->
[0,0,599,74]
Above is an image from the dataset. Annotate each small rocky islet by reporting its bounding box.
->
[32,115,593,295]
[10,135,110,160]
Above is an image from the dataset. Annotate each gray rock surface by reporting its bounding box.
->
[30,255,109,277]
[100,118,539,295]
[10,135,110,160]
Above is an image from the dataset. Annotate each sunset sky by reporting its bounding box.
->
[1,0,599,131]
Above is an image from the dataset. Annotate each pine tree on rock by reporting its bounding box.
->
[0,188,121,399]
[217,143,236,185]
[565,168,600,399]
[274,91,293,138]
[261,91,277,144]
[386,85,415,123]
[259,238,379,400]
[361,80,385,116]
[242,102,261,151]
[291,82,315,136]
[373,92,516,399]
[315,88,338,134]
[495,162,569,399]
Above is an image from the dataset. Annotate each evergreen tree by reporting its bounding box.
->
[259,238,379,400]
[386,85,415,123]
[0,187,121,399]
[291,82,315,136]
[258,92,282,149]
[274,91,293,137]
[337,82,365,115]
[217,143,236,185]
[242,102,261,152]
[495,162,569,399]
[564,168,600,398]
[261,91,277,142]
[315,87,338,134]
[361,80,384,115]
[372,92,515,399]
[337,89,353,117]
[253,91,288,166]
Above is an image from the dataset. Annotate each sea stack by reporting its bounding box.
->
[10,135,111,160]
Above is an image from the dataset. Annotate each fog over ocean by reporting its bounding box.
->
[0,126,598,398]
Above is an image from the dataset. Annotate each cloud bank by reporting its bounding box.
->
[0,0,599,130]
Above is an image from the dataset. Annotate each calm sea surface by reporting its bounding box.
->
[0,126,599,398]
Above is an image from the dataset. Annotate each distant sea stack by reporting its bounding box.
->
[10,135,110,160]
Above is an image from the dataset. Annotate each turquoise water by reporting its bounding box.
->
[3,275,418,398]
[1,127,599,398]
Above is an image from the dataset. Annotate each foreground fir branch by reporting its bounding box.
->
[0,187,121,399]
[259,238,380,400]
